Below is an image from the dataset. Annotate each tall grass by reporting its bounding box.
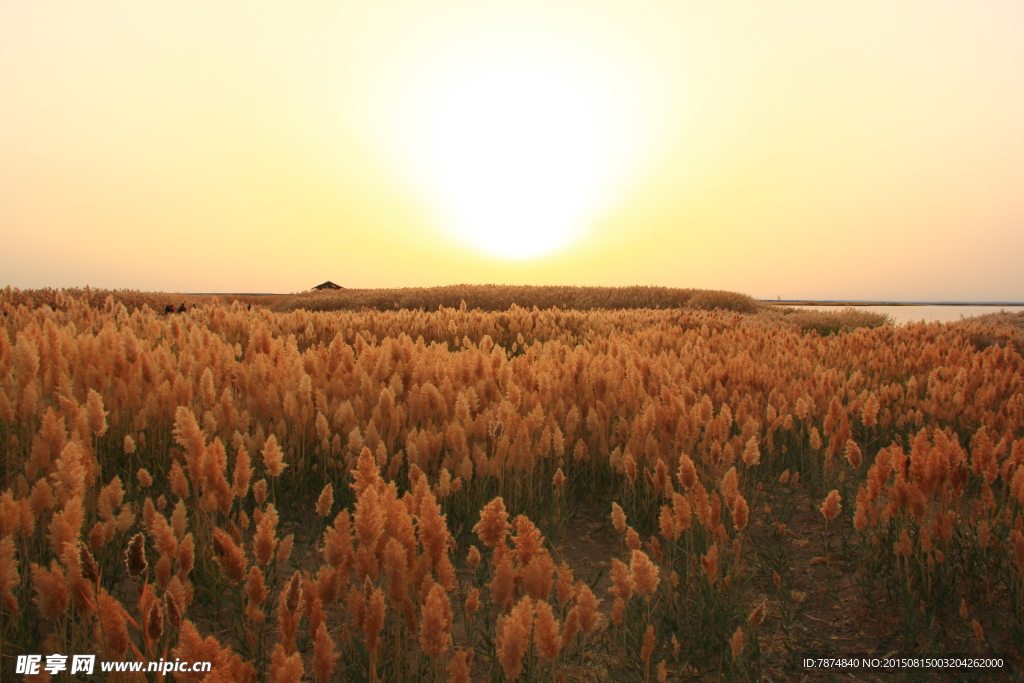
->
[0,287,1021,680]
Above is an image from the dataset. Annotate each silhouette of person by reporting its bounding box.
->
[177,303,186,313]
[165,304,174,314]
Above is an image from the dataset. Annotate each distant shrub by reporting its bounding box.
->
[963,310,1024,331]
[684,290,761,314]
[780,307,892,334]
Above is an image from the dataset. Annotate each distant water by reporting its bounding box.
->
[786,305,1024,325]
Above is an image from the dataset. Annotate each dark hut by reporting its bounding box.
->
[312,281,343,291]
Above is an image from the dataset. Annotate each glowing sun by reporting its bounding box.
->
[366,13,660,261]
[427,67,604,259]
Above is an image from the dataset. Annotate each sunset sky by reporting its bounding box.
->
[2,1,1023,301]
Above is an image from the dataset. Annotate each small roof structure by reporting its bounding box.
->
[312,281,343,291]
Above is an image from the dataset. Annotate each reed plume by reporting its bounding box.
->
[630,549,660,597]
[245,565,267,622]
[820,490,842,521]
[316,483,334,517]
[447,648,472,683]
[625,526,641,551]
[313,622,338,682]
[742,437,760,466]
[497,596,534,680]
[490,552,515,612]
[85,389,108,436]
[254,503,279,566]
[474,497,510,548]
[611,502,627,532]
[146,600,164,644]
[419,581,453,658]
[363,584,386,673]
[561,604,581,649]
[96,588,129,658]
[730,626,744,659]
[576,583,599,636]
[269,643,304,683]
[465,587,480,614]
[701,543,719,586]
[233,444,252,498]
[262,434,287,477]
[845,439,863,469]
[732,494,749,531]
[678,453,698,490]
[211,528,245,583]
[641,624,655,667]
[125,532,147,578]
[277,572,303,655]
[611,558,632,601]
[523,552,555,601]
[31,560,68,620]
[534,599,562,660]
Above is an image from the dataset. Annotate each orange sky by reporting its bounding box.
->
[2,1,1023,300]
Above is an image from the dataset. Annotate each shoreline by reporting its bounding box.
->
[763,300,1024,307]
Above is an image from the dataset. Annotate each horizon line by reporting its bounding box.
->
[764,300,1024,307]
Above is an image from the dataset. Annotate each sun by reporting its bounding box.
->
[425,66,604,260]
[359,10,664,262]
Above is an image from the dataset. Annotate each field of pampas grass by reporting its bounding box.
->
[1,286,1022,681]
[2,284,763,316]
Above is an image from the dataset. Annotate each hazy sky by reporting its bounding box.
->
[3,1,1023,300]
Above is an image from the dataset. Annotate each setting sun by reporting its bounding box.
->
[365,8,662,262]
[426,65,603,259]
